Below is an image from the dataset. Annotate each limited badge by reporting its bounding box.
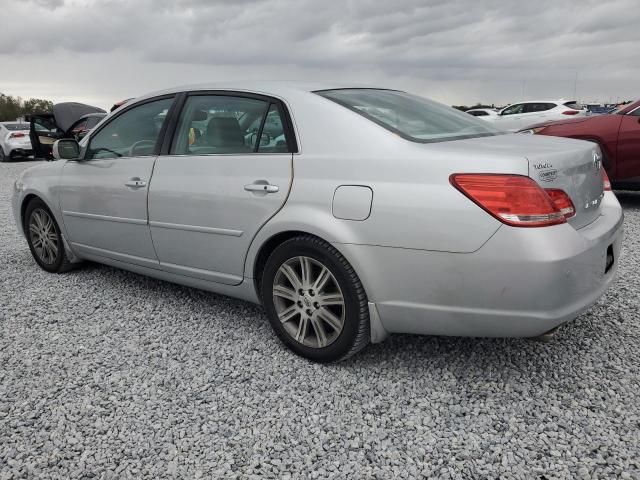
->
[539,169,558,182]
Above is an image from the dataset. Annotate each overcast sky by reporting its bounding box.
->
[1,0,638,110]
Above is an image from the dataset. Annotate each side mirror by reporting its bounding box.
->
[52,139,80,160]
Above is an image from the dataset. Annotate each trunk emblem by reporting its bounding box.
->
[593,151,602,170]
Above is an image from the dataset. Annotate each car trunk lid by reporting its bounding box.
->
[451,133,604,229]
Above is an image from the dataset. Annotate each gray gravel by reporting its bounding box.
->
[1,160,639,479]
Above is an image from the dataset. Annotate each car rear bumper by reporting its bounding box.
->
[336,192,624,338]
[9,148,33,158]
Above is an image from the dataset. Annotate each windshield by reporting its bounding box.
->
[3,123,30,131]
[613,100,639,114]
[316,89,503,143]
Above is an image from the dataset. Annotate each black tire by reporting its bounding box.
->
[0,148,7,162]
[24,198,75,273]
[261,235,370,362]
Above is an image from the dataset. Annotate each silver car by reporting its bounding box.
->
[11,82,623,362]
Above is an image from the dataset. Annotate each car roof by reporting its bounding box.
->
[131,81,387,102]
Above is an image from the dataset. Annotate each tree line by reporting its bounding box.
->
[0,93,53,122]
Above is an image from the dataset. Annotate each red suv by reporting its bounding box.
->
[522,99,640,190]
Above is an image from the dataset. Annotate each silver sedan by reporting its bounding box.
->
[11,82,623,362]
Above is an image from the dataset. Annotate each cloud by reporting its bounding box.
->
[0,0,638,106]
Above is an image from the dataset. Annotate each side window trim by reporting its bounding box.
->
[84,94,177,160]
[163,90,299,156]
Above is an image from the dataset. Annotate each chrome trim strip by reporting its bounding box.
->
[63,210,147,225]
[149,220,243,237]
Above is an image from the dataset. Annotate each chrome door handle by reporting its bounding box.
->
[244,183,279,193]
[124,178,147,188]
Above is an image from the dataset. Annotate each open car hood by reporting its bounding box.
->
[52,102,106,132]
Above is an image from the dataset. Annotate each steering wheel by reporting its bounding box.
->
[129,140,156,157]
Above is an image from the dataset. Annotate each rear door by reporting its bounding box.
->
[520,102,556,128]
[616,107,640,181]
[148,92,295,285]
[59,96,175,267]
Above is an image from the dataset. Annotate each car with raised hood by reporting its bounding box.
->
[28,102,106,160]
[11,82,623,362]
[0,122,32,161]
[488,99,587,131]
[521,99,640,190]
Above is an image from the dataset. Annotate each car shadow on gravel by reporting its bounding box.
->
[615,190,640,209]
[77,261,618,389]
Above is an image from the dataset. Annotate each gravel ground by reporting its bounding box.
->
[1,160,639,480]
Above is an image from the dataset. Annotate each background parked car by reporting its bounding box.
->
[465,108,499,120]
[0,122,32,161]
[521,99,640,190]
[488,100,587,131]
[27,102,106,159]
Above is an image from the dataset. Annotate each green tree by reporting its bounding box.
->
[0,94,22,121]
[22,97,53,115]
[0,93,53,121]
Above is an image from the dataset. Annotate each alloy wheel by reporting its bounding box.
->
[28,208,59,265]
[272,256,345,348]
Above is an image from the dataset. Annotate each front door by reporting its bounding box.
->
[59,96,175,267]
[494,103,526,131]
[148,93,295,285]
[616,108,640,181]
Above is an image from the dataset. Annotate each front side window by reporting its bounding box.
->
[501,103,525,115]
[317,89,501,143]
[87,97,173,159]
[171,95,290,155]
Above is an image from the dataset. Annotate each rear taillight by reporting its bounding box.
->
[602,169,612,191]
[545,189,575,219]
[450,174,566,227]
[9,132,26,139]
[561,110,580,115]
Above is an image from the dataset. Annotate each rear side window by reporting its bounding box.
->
[171,95,290,155]
[87,97,173,159]
[317,89,501,143]
[525,103,556,113]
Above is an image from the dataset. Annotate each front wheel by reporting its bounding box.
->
[0,148,7,162]
[24,199,75,273]
[261,235,370,362]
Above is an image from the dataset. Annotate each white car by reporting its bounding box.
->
[466,108,499,120]
[489,100,587,131]
[0,122,32,161]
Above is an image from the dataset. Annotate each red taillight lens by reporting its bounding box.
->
[545,189,575,219]
[602,169,612,191]
[561,110,579,115]
[450,174,566,227]
[9,132,26,138]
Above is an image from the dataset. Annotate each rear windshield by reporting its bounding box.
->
[3,123,29,131]
[316,89,503,143]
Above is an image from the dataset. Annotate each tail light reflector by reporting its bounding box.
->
[9,132,26,138]
[545,189,575,219]
[450,174,566,227]
[602,169,612,191]
[561,110,580,115]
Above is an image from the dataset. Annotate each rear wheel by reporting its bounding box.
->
[24,199,74,273]
[261,235,370,362]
